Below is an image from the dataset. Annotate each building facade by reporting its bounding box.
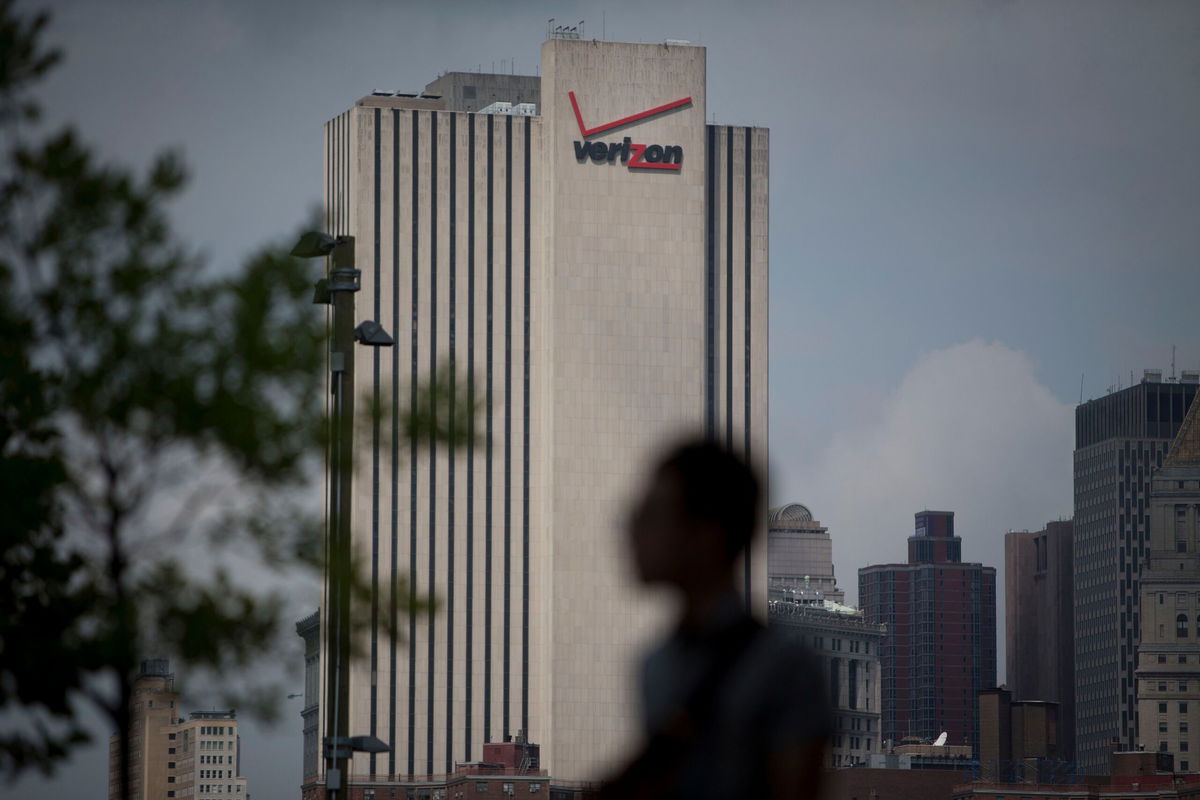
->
[1074,372,1199,773]
[106,660,249,800]
[318,37,769,784]
[1006,520,1075,762]
[859,510,997,754]
[173,711,248,800]
[108,659,181,800]
[1135,395,1200,770]
[769,585,884,767]
[768,503,845,604]
[297,611,321,783]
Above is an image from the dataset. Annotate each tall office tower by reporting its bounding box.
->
[768,503,846,604]
[1006,520,1076,762]
[859,510,997,753]
[1135,396,1200,770]
[108,659,181,800]
[317,37,768,785]
[1073,370,1199,773]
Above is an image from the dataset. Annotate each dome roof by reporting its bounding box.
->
[768,503,813,523]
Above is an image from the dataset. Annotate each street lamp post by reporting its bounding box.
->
[291,232,393,800]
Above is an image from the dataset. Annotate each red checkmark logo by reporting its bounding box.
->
[568,91,693,138]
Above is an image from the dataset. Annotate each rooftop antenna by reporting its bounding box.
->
[1172,344,1177,381]
[1079,373,1084,404]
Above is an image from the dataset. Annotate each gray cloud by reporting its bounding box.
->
[772,339,1075,680]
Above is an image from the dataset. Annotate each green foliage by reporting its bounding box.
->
[0,0,477,786]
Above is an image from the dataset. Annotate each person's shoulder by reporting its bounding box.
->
[750,625,824,675]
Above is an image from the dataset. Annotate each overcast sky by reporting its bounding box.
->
[9,0,1200,798]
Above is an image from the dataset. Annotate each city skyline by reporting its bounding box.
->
[13,1,1200,798]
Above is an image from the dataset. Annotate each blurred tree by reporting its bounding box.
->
[0,1,475,796]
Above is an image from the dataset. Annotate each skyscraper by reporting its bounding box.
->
[1074,371,1199,773]
[316,36,768,785]
[1006,520,1075,761]
[859,510,997,753]
[1135,393,1200,769]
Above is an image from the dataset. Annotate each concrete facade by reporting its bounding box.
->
[1006,520,1076,762]
[108,659,181,800]
[1135,397,1200,771]
[1074,375,1199,773]
[978,687,1064,782]
[769,591,884,767]
[319,38,768,784]
[767,503,845,604]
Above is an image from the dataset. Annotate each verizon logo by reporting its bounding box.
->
[568,91,690,171]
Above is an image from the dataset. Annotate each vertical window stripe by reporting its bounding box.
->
[465,112,476,762]
[427,110,438,777]
[521,116,531,738]
[446,110,457,774]
[407,110,419,778]
[369,105,381,778]
[389,108,400,778]
[503,112,513,739]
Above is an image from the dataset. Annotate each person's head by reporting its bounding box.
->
[627,437,762,588]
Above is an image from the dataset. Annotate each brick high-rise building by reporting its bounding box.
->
[859,510,997,753]
[1005,520,1075,762]
[1073,371,1199,773]
[1135,392,1200,770]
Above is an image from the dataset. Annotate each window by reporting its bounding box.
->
[1161,682,1169,692]
[1161,703,1169,713]
[1183,682,1190,692]
[503,784,514,795]
[1162,721,1170,733]
[476,783,488,793]
[1183,721,1190,734]
[1179,614,1189,638]
[530,784,542,794]
[168,777,176,783]
[1183,761,1190,771]
[1184,703,1191,714]
[1161,655,1169,664]
[1183,655,1189,664]
[1184,741,1191,752]
[169,733,176,740]
[1162,741,1170,752]
[168,747,175,755]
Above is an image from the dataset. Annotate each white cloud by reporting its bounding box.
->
[772,340,1074,680]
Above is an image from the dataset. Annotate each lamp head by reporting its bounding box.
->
[290,231,339,258]
[354,320,394,347]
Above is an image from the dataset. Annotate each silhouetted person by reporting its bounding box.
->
[601,438,830,800]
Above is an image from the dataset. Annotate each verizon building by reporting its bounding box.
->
[317,36,768,784]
